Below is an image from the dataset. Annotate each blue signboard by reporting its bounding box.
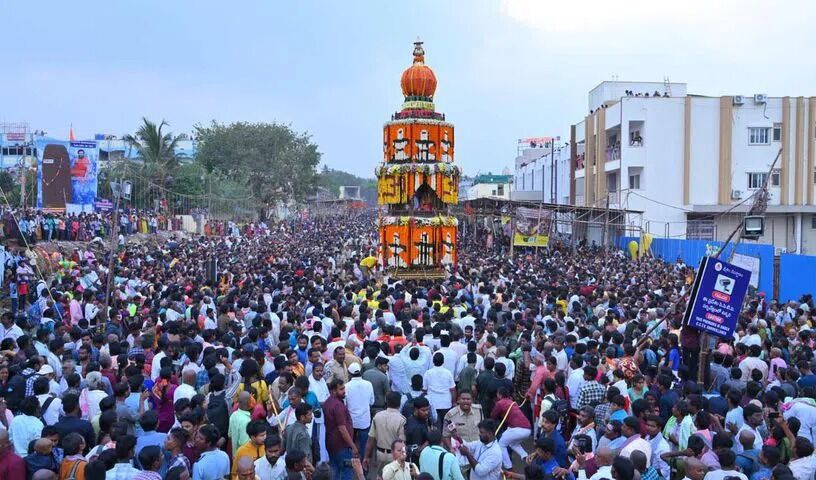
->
[94,198,114,212]
[683,256,751,339]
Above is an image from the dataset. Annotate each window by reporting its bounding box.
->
[629,174,641,190]
[770,169,781,187]
[773,123,782,141]
[491,189,496,196]
[748,172,767,189]
[812,215,816,229]
[629,130,643,145]
[748,127,770,145]
[1,147,22,156]
[497,184,505,196]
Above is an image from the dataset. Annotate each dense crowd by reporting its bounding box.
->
[0,207,268,245]
[0,209,814,480]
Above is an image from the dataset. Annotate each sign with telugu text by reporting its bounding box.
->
[683,256,750,339]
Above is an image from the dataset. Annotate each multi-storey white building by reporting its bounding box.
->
[468,174,513,200]
[512,137,571,204]
[571,81,816,254]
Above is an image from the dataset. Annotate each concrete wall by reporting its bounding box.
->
[618,236,775,295]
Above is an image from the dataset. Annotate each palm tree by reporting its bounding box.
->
[123,118,183,192]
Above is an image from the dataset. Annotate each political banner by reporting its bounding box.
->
[513,207,550,247]
[683,256,751,339]
[36,138,99,212]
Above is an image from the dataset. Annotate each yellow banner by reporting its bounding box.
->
[513,233,549,247]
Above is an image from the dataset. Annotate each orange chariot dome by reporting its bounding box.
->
[400,38,437,99]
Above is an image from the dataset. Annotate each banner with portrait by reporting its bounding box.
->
[36,139,99,212]
[513,207,551,247]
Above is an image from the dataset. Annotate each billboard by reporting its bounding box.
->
[513,207,550,247]
[683,256,751,339]
[36,139,98,212]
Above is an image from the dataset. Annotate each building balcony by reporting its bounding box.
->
[608,191,620,205]
[606,145,621,162]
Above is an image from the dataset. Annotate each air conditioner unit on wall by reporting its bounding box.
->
[775,247,787,255]
[754,94,767,104]
[731,189,742,199]
[733,95,745,105]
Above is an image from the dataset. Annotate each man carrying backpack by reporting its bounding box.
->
[401,375,437,424]
[5,358,40,412]
[418,429,465,480]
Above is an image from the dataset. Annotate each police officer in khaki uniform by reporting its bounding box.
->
[363,391,406,477]
[442,391,483,475]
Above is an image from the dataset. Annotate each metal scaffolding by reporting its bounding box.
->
[453,197,644,247]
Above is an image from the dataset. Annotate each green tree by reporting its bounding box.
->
[0,170,21,206]
[123,118,184,192]
[194,121,320,217]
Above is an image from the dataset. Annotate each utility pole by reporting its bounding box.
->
[695,149,782,384]
[550,139,555,203]
[601,195,611,262]
[102,161,127,325]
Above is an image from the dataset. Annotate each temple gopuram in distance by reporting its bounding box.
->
[377,39,460,278]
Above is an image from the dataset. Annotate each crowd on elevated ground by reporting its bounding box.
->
[0,210,814,480]
[0,207,268,245]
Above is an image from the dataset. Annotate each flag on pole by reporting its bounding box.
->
[69,124,75,141]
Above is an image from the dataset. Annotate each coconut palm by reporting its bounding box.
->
[123,118,184,191]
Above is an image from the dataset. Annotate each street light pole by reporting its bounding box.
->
[102,159,126,326]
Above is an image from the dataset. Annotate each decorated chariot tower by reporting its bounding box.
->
[377,40,459,277]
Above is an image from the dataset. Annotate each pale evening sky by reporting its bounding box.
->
[1,0,814,178]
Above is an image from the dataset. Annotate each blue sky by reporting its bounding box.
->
[1,0,814,177]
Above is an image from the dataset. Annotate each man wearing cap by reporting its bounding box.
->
[363,356,391,416]
[345,362,375,455]
[365,392,407,475]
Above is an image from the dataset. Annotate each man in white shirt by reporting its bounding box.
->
[619,417,652,466]
[254,435,286,479]
[702,450,747,480]
[734,404,764,453]
[566,357,586,409]
[739,345,768,383]
[33,376,62,426]
[173,369,198,403]
[0,312,24,342]
[8,397,44,456]
[423,353,456,428]
[459,421,503,480]
[494,347,515,382]
[588,446,614,480]
[455,343,483,380]
[646,415,671,480]
[436,336,460,374]
[784,397,816,444]
[552,337,568,373]
[345,363,375,453]
[151,349,167,381]
[788,438,816,480]
[455,311,476,332]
